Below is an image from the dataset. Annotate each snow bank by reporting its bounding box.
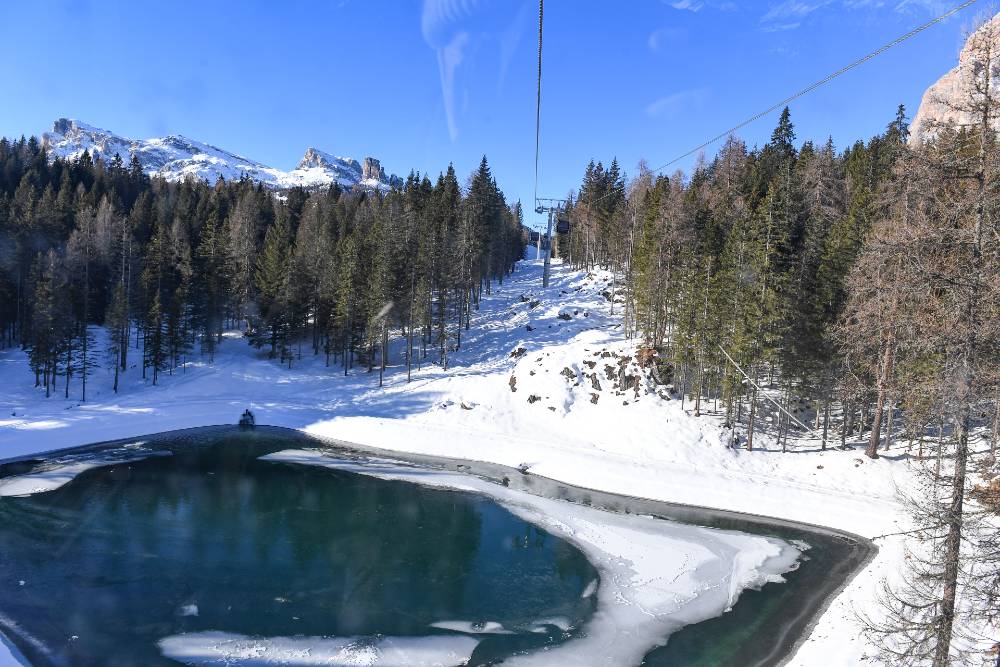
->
[429,621,513,635]
[0,443,169,497]
[260,449,802,665]
[158,630,480,666]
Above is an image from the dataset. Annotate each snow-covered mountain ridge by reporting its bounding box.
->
[41,118,400,191]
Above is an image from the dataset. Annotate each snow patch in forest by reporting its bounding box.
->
[261,449,802,666]
[157,630,480,666]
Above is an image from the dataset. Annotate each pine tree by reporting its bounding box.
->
[254,212,291,360]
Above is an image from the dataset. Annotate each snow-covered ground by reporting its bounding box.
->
[0,257,914,666]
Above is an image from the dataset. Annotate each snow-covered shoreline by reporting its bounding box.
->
[256,448,802,666]
[0,258,912,666]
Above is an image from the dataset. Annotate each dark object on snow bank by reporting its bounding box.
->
[238,410,256,429]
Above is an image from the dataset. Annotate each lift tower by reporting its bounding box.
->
[535,198,567,289]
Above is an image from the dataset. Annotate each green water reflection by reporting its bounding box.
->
[0,433,596,666]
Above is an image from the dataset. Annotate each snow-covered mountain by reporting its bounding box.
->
[41,118,400,191]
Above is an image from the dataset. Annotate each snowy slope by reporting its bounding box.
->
[40,118,399,190]
[0,256,919,666]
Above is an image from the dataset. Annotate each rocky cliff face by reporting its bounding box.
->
[910,13,1000,144]
[362,157,385,182]
[41,119,398,191]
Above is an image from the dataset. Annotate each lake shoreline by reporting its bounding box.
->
[0,424,877,666]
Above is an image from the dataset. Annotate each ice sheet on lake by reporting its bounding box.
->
[430,620,513,634]
[0,442,169,497]
[261,449,803,666]
[158,630,480,666]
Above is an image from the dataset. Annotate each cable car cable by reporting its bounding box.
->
[533,0,544,218]
[580,0,979,211]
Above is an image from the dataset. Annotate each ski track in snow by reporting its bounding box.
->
[0,256,913,666]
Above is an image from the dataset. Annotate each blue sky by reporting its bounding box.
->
[0,1,983,230]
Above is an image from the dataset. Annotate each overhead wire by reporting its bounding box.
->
[533,0,544,213]
[578,0,980,209]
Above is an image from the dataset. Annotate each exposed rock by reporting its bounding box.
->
[510,347,527,359]
[528,394,541,404]
[509,375,517,392]
[636,347,657,368]
[560,367,577,382]
[590,393,600,404]
[558,312,573,321]
[911,14,1000,144]
[361,156,386,182]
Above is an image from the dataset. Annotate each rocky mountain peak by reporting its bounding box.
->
[297,148,359,173]
[362,157,385,182]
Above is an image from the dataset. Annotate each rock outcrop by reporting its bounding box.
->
[362,157,385,182]
[910,13,1000,144]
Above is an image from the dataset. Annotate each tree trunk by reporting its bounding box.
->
[933,414,969,667]
[822,400,830,451]
[746,383,758,452]
[866,339,893,458]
